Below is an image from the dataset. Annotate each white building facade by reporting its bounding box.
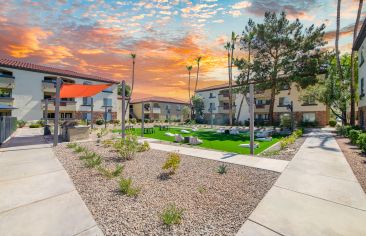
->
[0,58,118,122]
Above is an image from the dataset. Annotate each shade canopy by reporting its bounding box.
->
[60,84,113,98]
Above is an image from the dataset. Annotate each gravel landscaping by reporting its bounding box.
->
[336,137,366,193]
[54,141,279,235]
[259,136,306,161]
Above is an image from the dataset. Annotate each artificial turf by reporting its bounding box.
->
[112,127,282,155]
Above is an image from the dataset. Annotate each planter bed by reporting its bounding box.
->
[259,136,306,161]
[54,141,279,235]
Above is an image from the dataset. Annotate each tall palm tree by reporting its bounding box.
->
[194,56,202,92]
[224,42,232,125]
[186,65,193,104]
[125,53,136,117]
[229,32,238,126]
[350,0,364,125]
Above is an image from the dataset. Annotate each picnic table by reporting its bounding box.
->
[144,127,155,134]
[159,125,170,131]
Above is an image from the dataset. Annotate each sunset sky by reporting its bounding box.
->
[0,0,363,100]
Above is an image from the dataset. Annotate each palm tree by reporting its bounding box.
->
[125,53,136,117]
[224,42,232,125]
[350,0,364,125]
[229,32,238,126]
[186,65,193,110]
[194,56,202,92]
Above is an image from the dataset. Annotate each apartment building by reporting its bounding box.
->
[0,58,118,122]
[196,82,329,126]
[129,97,189,122]
[354,18,366,128]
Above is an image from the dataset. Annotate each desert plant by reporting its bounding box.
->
[98,164,124,179]
[29,123,42,128]
[130,118,137,124]
[162,152,181,175]
[137,141,150,152]
[17,120,26,128]
[66,143,77,149]
[96,119,104,125]
[114,135,139,160]
[357,133,366,153]
[161,203,184,225]
[74,145,87,153]
[96,128,108,138]
[349,130,362,145]
[119,177,141,197]
[83,154,102,168]
[216,164,227,174]
[197,186,207,194]
[102,139,115,148]
[329,120,337,127]
[79,150,98,160]
[294,129,303,138]
[280,139,288,150]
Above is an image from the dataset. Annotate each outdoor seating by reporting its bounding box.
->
[159,125,169,131]
[230,127,240,135]
[216,128,225,133]
[143,127,154,134]
[181,129,190,134]
[165,132,175,137]
[189,136,202,145]
[255,130,271,138]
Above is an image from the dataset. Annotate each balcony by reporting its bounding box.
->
[42,100,76,111]
[42,81,56,92]
[0,76,15,89]
[217,105,236,114]
[0,97,14,103]
[255,104,270,111]
[218,94,236,101]
[152,107,161,114]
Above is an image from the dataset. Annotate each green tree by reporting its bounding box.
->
[301,54,357,124]
[245,12,326,125]
[192,95,204,122]
[117,83,131,96]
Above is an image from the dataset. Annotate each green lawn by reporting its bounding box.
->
[113,127,282,155]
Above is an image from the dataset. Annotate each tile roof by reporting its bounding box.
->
[130,96,189,105]
[0,57,118,84]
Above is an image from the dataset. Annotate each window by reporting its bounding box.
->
[82,97,92,106]
[209,102,215,110]
[0,69,13,77]
[303,113,316,122]
[0,88,12,98]
[82,112,91,121]
[103,98,112,107]
[279,97,290,106]
[61,113,72,119]
[303,96,316,105]
[361,78,365,97]
[255,114,269,120]
[104,112,112,121]
[209,92,215,98]
[47,113,55,119]
[176,105,181,111]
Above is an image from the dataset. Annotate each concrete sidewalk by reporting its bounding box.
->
[0,128,102,236]
[143,138,289,173]
[237,130,366,236]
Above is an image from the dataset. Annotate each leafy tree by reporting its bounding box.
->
[191,95,204,122]
[239,12,326,125]
[182,106,190,120]
[300,54,358,124]
[117,83,131,97]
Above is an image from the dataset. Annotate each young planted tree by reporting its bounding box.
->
[350,0,364,125]
[248,12,326,125]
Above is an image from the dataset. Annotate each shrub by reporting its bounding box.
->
[300,120,318,128]
[280,139,288,150]
[110,119,120,125]
[29,123,42,128]
[349,130,362,145]
[294,129,303,138]
[162,152,181,175]
[17,120,26,128]
[329,120,337,127]
[36,120,45,127]
[216,164,227,174]
[96,128,108,139]
[130,118,137,124]
[74,145,87,153]
[102,139,115,148]
[96,119,104,125]
[161,203,184,225]
[79,150,99,160]
[344,125,353,137]
[137,141,150,152]
[357,133,366,153]
[114,135,139,160]
[66,143,77,149]
[83,154,102,168]
[336,125,347,136]
[98,164,124,179]
[280,115,292,129]
[119,177,141,197]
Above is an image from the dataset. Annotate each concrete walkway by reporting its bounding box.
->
[0,128,102,236]
[143,138,289,173]
[237,130,366,236]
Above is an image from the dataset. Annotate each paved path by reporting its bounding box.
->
[237,130,366,236]
[0,128,102,236]
[143,138,289,173]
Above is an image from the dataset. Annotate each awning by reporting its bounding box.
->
[60,84,113,98]
[0,104,17,110]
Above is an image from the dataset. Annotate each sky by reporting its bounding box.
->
[0,0,363,100]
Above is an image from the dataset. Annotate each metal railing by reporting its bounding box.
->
[0,116,17,144]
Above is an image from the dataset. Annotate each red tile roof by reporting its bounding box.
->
[130,96,189,105]
[0,57,118,84]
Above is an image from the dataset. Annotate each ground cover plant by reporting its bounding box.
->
[112,127,281,154]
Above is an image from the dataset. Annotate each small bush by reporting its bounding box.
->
[114,135,139,160]
[98,164,124,179]
[79,150,98,160]
[74,145,87,153]
[83,154,102,168]
[280,115,292,129]
[294,129,303,138]
[357,133,366,153]
[280,139,288,150]
[329,120,337,127]
[130,118,137,124]
[216,164,227,174]
[17,120,26,128]
[162,152,181,175]
[66,143,77,149]
[137,141,150,152]
[29,123,42,128]
[336,125,346,136]
[96,119,104,125]
[344,125,353,137]
[119,177,141,197]
[197,186,207,194]
[161,203,184,225]
[111,119,121,125]
[102,139,115,148]
[349,130,362,145]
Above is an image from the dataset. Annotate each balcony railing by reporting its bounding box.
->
[42,81,56,92]
[0,76,15,88]
[0,97,14,103]
[42,100,76,111]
